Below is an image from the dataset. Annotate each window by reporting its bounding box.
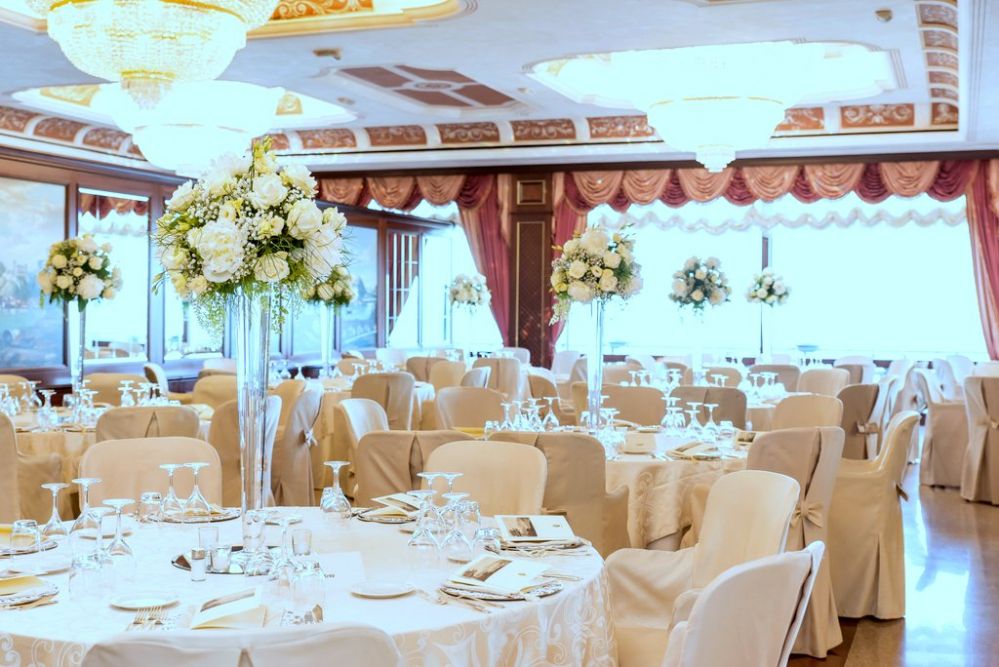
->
[340,224,378,349]
[162,281,223,360]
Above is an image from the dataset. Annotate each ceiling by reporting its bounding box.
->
[0,0,995,174]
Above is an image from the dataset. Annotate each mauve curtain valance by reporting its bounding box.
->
[78,193,149,220]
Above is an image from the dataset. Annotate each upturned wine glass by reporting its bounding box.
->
[40,482,69,540]
[103,498,135,583]
[158,464,185,517]
[70,477,102,534]
[320,461,351,521]
[439,492,473,563]
[184,462,212,516]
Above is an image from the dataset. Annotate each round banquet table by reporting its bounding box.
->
[606,435,747,548]
[0,509,615,667]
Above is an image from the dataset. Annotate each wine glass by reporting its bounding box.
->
[159,464,184,517]
[541,397,560,431]
[703,403,719,442]
[70,477,102,534]
[103,498,135,583]
[417,471,444,497]
[440,472,463,496]
[685,408,702,439]
[499,402,514,431]
[406,490,441,578]
[268,515,299,595]
[40,482,69,541]
[240,509,273,576]
[320,461,351,521]
[184,462,212,516]
[439,492,473,563]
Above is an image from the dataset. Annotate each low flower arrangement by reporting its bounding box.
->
[669,256,731,311]
[746,268,789,306]
[303,263,355,308]
[549,225,643,322]
[38,234,122,309]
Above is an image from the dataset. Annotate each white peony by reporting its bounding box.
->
[580,228,609,255]
[567,260,588,280]
[189,275,209,296]
[694,268,706,280]
[322,207,347,233]
[37,271,53,294]
[213,152,252,178]
[563,238,580,254]
[166,181,195,211]
[756,288,768,299]
[763,276,773,287]
[599,273,618,292]
[101,287,117,300]
[766,294,777,304]
[197,219,245,283]
[282,163,317,195]
[709,290,724,305]
[55,275,72,291]
[249,173,287,209]
[567,281,594,303]
[773,281,786,295]
[88,256,103,270]
[691,289,704,302]
[602,250,621,269]
[51,254,67,269]
[317,283,336,302]
[304,224,342,279]
[77,274,104,300]
[204,170,234,196]
[590,265,602,277]
[78,237,97,253]
[160,244,188,272]
[684,257,698,271]
[287,199,323,240]
[253,253,290,283]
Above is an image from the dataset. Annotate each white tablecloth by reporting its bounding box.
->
[0,509,616,666]
[606,438,746,548]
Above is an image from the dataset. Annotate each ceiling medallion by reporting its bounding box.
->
[530,42,897,171]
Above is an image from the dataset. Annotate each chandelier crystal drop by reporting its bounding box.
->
[28,0,279,104]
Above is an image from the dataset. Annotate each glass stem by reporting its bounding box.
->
[236,286,272,516]
[586,299,605,430]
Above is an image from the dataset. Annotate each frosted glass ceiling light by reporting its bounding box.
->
[531,42,897,171]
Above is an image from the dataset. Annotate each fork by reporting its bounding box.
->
[127,607,150,631]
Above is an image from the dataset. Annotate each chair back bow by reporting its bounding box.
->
[856,421,880,434]
[791,500,824,531]
[303,428,317,448]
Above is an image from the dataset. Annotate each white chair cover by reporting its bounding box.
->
[749,364,801,393]
[459,367,490,388]
[332,398,389,463]
[405,356,444,383]
[797,368,850,396]
[569,357,587,384]
[271,388,322,507]
[626,354,657,371]
[95,406,201,442]
[661,361,693,385]
[551,350,581,380]
[143,362,191,404]
[435,387,504,429]
[337,358,370,376]
[472,357,523,400]
[605,470,800,667]
[747,427,844,657]
[974,361,999,377]
[603,362,639,385]
[191,375,238,409]
[0,413,62,523]
[354,429,469,507]
[867,376,898,458]
[202,358,236,374]
[601,385,667,426]
[85,373,148,406]
[527,373,576,425]
[669,385,748,430]
[836,384,880,460]
[351,372,415,430]
[662,543,824,667]
[948,354,975,384]
[772,394,843,430]
[425,440,547,516]
[208,397,280,508]
[500,347,531,365]
[79,437,222,507]
[932,358,963,400]
[703,366,742,388]
[913,368,966,488]
[0,374,30,399]
[427,360,466,392]
[960,376,999,505]
[81,622,402,667]
[890,365,925,462]
[828,411,919,619]
[270,379,306,441]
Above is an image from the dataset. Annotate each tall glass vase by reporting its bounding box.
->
[683,308,706,381]
[760,303,771,363]
[585,299,605,430]
[319,303,334,379]
[71,305,86,391]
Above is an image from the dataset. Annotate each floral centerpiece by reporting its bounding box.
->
[153,139,345,555]
[449,273,490,310]
[304,259,355,378]
[38,234,122,388]
[549,225,642,430]
[746,267,789,306]
[669,256,731,311]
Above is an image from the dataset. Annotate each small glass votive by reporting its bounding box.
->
[292,528,312,557]
[210,544,232,573]
[138,492,162,524]
[198,525,219,550]
[190,548,207,582]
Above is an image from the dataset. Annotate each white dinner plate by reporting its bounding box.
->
[349,580,414,599]
[109,591,180,611]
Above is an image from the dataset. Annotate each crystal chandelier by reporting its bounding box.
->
[27,0,279,104]
[531,42,896,171]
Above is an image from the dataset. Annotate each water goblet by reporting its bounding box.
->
[184,462,213,516]
[320,461,352,521]
[407,493,441,578]
[158,464,185,517]
[290,560,325,621]
[40,482,69,541]
[9,519,40,572]
[240,509,272,576]
[685,408,702,439]
[459,501,480,542]
[483,420,500,438]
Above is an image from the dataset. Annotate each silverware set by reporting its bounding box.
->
[417,588,493,613]
[126,606,167,631]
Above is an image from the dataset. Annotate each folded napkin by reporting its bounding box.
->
[0,575,45,596]
[669,442,721,460]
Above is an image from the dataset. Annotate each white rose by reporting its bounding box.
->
[213,153,251,178]
[599,273,618,292]
[249,173,287,209]
[287,199,323,240]
[691,289,704,302]
[197,219,245,283]
[88,256,103,270]
[709,290,724,305]
[304,224,343,279]
[204,171,234,196]
[77,274,104,300]
[580,228,609,255]
[766,294,777,304]
[253,253,290,283]
[705,256,720,269]
[101,287,117,300]
[255,215,285,238]
[694,268,707,280]
[590,265,602,277]
[171,272,188,296]
[160,245,188,271]
[166,181,195,211]
[672,279,686,296]
[567,281,593,303]
[563,239,579,254]
[773,281,786,296]
[684,257,698,271]
[550,270,564,288]
[317,283,336,302]
[763,276,773,287]
[602,250,621,269]
[51,254,67,269]
[72,267,83,277]
[189,275,209,296]
[218,202,238,224]
[322,207,347,233]
[186,227,204,249]
[37,270,53,294]
[567,260,588,280]
[282,163,317,195]
[78,237,97,253]
[756,288,769,299]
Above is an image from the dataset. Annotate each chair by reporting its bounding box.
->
[932,357,963,400]
[605,470,800,667]
[974,361,999,377]
[207,397,280,508]
[375,347,408,368]
[270,379,306,442]
[79,436,222,507]
[271,388,322,507]
[867,375,898,457]
[354,429,469,506]
[0,374,31,399]
[202,358,236,374]
[947,354,975,384]
[0,413,62,523]
[499,346,531,365]
[960,376,999,505]
[771,394,843,430]
[913,368,966,488]
[95,406,201,442]
[837,384,880,460]
[603,362,639,385]
[834,356,877,386]
[797,367,850,396]
[405,355,444,383]
[143,362,191,403]
[749,364,801,393]
[625,354,657,371]
[746,427,844,657]
[337,357,370,376]
[488,431,629,557]
[81,622,402,667]
[569,357,588,384]
[191,375,238,409]
[435,387,504,429]
[459,367,490,388]
[669,385,748,430]
[704,366,742,388]
[662,543,824,667]
[331,398,389,463]
[551,350,581,381]
[661,361,693,385]
[527,373,576,425]
[351,372,415,430]
[828,411,919,619]
[424,440,547,516]
[472,357,523,400]
[427,360,466,392]
[601,384,667,426]
[85,372,148,405]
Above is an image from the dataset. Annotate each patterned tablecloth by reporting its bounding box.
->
[0,509,616,667]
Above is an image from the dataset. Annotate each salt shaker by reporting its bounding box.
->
[190,548,207,582]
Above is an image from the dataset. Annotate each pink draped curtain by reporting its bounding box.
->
[967,161,999,359]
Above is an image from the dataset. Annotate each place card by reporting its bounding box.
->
[495,515,575,543]
[189,587,266,630]
[449,554,550,595]
[369,493,423,517]
[0,575,45,596]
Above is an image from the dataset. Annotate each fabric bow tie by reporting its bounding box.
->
[857,422,881,434]
[791,500,824,530]
[304,428,317,447]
